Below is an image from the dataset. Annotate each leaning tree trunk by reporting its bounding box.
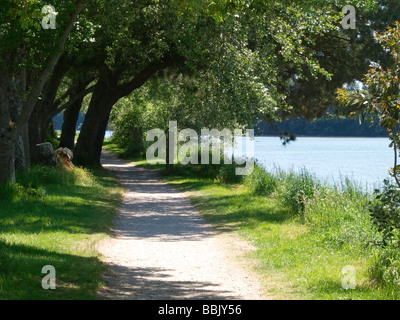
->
[28,55,68,163]
[74,57,176,167]
[74,76,118,166]
[59,84,85,150]
[59,98,83,150]
[74,99,114,166]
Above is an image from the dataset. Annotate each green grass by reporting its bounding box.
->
[159,176,390,299]
[0,165,123,300]
[104,140,399,300]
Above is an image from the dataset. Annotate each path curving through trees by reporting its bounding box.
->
[96,151,268,300]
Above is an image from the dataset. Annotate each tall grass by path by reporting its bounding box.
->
[103,140,400,299]
[162,175,390,299]
[0,165,123,300]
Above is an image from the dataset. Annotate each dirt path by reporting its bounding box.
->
[97,151,269,300]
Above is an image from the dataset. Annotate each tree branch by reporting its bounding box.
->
[115,53,184,99]
[50,83,95,118]
[15,0,88,136]
[52,74,95,110]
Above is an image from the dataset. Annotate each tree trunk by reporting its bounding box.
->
[0,89,16,184]
[74,99,114,166]
[12,62,29,172]
[0,0,87,184]
[74,76,118,166]
[0,137,16,184]
[59,108,80,150]
[15,134,27,172]
[28,111,51,163]
[59,95,83,150]
[9,70,28,173]
[131,127,144,153]
[0,69,16,183]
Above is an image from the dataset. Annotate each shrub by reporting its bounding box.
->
[368,179,400,245]
[16,165,95,188]
[16,165,72,187]
[0,182,25,201]
[215,164,243,184]
[369,240,400,296]
[244,165,277,195]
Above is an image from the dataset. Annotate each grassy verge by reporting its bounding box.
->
[156,175,389,299]
[0,164,123,300]
[104,140,400,300]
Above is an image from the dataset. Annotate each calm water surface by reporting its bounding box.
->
[108,130,393,190]
[240,137,394,190]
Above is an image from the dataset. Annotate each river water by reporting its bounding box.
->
[243,136,394,190]
[107,130,394,190]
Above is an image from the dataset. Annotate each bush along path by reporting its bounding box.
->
[96,151,268,300]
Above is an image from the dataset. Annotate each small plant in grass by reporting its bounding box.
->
[369,239,400,297]
[0,180,46,201]
[278,169,318,216]
[215,164,243,184]
[244,164,277,195]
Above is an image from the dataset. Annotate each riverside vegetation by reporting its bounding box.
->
[105,140,400,300]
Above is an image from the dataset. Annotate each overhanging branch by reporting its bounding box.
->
[15,0,88,136]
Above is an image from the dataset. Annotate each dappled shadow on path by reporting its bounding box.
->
[99,151,267,300]
[98,263,241,300]
[101,151,214,242]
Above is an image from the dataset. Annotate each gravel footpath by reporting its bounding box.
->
[96,151,269,300]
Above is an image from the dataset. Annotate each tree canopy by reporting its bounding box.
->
[2,0,397,182]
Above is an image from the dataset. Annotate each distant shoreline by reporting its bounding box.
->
[254,134,389,139]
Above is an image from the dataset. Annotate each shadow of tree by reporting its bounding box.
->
[0,240,104,300]
[0,178,120,237]
[98,263,244,300]
[185,190,292,233]
[98,152,269,300]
